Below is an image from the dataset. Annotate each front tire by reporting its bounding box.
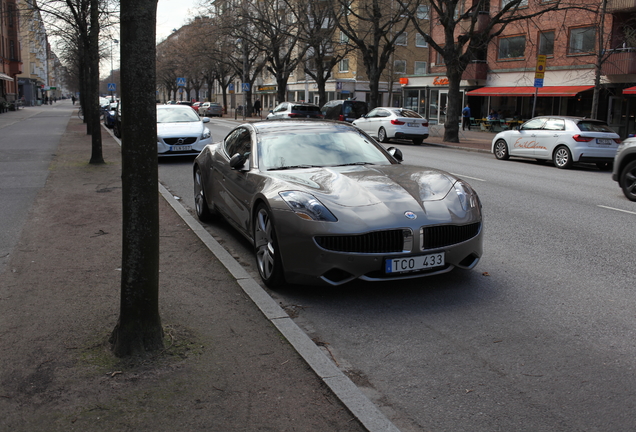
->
[194,165,214,221]
[113,121,121,138]
[253,204,284,287]
[494,139,510,160]
[553,146,573,169]
[378,127,389,143]
[620,160,636,202]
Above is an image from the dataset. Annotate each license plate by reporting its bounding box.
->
[596,139,612,145]
[407,123,419,127]
[385,252,445,274]
[172,145,192,151]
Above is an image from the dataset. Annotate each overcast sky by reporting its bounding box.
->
[156,0,201,42]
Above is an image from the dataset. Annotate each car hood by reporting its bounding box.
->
[268,164,457,205]
[157,122,204,137]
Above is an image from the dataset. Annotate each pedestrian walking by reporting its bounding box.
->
[71,95,76,105]
[253,99,261,116]
[462,103,471,131]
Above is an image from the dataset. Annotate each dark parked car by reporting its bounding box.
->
[321,99,368,122]
[612,136,636,201]
[193,119,483,287]
[266,102,323,120]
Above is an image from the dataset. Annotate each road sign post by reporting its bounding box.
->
[532,55,547,117]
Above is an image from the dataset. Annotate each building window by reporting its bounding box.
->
[414,61,427,75]
[396,32,407,46]
[417,5,429,20]
[415,33,428,47]
[539,31,554,56]
[569,26,596,54]
[339,58,349,72]
[498,35,526,59]
[340,31,349,43]
[436,49,446,65]
[394,60,406,74]
[502,0,528,7]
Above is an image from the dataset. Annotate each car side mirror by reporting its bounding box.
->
[386,147,403,162]
[230,153,247,170]
[202,117,210,123]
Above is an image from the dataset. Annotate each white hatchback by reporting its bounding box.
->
[352,107,429,145]
[492,116,621,169]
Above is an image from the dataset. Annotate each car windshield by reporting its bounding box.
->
[343,102,367,117]
[157,108,200,123]
[259,129,393,170]
[577,121,615,133]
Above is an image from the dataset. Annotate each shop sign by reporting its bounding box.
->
[399,78,409,85]
[433,76,449,86]
[257,86,276,92]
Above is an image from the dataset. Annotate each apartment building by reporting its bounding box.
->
[0,0,21,104]
[16,1,49,106]
[401,0,636,137]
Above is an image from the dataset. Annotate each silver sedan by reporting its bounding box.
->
[193,120,483,287]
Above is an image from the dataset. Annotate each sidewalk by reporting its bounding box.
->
[0,111,370,431]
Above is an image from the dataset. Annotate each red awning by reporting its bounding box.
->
[623,86,636,95]
[467,86,594,97]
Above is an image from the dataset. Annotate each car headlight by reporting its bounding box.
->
[201,128,211,140]
[453,180,480,211]
[279,191,337,222]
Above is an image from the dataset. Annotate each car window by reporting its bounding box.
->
[393,109,422,118]
[366,108,380,118]
[544,118,565,131]
[225,127,252,159]
[258,129,392,170]
[521,118,547,130]
[293,105,319,112]
[345,102,368,117]
[577,121,615,133]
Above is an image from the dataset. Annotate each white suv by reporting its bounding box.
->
[612,136,636,201]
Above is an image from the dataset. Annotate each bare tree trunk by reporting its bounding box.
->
[110,0,163,357]
[88,0,104,164]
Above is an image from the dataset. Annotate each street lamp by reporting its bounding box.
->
[110,39,119,99]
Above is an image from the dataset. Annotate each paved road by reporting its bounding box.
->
[158,121,636,432]
[0,102,75,273]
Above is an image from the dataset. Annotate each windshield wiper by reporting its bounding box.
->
[267,164,322,171]
[334,161,374,167]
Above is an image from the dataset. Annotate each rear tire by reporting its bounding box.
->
[620,160,636,202]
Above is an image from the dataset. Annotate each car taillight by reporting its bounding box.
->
[613,138,622,144]
[572,134,593,142]
[391,119,405,125]
[422,121,429,127]
[287,113,300,117]
[338,114,345,121]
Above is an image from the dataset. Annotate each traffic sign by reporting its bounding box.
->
[107,83,116,92]
[176,77,186,87]
[535,55,546,80]
[534,78,544,88]
[242,83,250,92]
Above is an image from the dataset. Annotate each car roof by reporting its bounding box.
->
[248,119,356,135]
[157,104,194,110]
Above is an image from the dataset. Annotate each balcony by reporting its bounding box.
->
[462,61,488,80]
[9,61,22,76]
[601,49,636,75]
[607,0,636,11]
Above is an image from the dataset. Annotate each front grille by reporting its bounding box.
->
[164,137,197,145]
[421,222,481,250]
[315,229,406,253]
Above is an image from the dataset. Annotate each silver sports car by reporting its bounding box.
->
[193,119,483,287]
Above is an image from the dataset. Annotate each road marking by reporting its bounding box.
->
[598,205,636,215]
[451,173,486,182]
